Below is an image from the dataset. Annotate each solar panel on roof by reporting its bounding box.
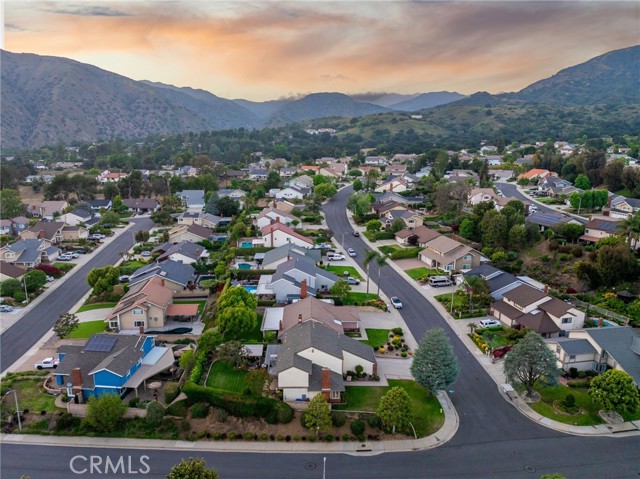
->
[84,336,117,352]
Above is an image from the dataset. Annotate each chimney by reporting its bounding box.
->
[270,227,274,248]
[300,279,307,299]
[287,254,291,261]
[161,279,165,287]
[321,368,331,401]
[139,325,145,334]
[275,216,280,223]
[71,368,84,404]
[598,317,604,328]
[279,320,283,331]
[389,182,394,192]
[298,313,303,324]
[544,285,548,294]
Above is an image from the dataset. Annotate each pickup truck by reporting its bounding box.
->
[34,357,59,370]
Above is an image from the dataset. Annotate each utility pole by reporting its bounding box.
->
[3,390,22,431]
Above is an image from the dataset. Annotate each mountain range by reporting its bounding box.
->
[1,45,638,148]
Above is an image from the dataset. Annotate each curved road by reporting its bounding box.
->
[0,218,154,372]
[1,204,637,478]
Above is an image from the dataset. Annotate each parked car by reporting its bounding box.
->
[88,234,104,241]
[140,251,152,257]
[347,248,357,257]
[0,305,14,312]
[345,277,360,285]
[74,249,87,255]
[119,275,130,283]
[101,223,112,229]
[314,243,332,250]
[34,357,59,370]
[69,252,80,259]
[428,276,452,287]
[479,319,501,328]
[327,253,345,261]
[391,297,403,309]
[352,231,360,237]
[58,253,73,261]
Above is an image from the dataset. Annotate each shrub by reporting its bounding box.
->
[215,407,229,422]
[165,400,188,417]
[342,433,351,441]
[324,434,334,442]
[350,419,365,436]
[275,402,294,424]
[569,367,578,379]
[308,435,317,443]
[128,397,141,408]
[55,412,78,431]
[35,264,64,278]
[332,412,347,427]
[563,394,576,408]
[300,410,307,427]
[164,381,180,404]
[244,432,254,441]
[293,435,301,442]
[260,433,268,441]
[367,415,382,429]
[277,434,285,441]
[568,380,590,388]
[190,402,210,419]
[228,432,236,440]
[146,401,165,425]
[355,365,364,376]
[401,351,408,357]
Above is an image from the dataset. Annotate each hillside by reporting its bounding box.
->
[389,91,466,111]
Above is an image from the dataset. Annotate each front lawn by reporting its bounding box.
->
[325,265,362,279]
[335,379,444,438]
[76,302,117,313]
[342,292,380,306]
[70,320,107,338]
[405,267,440,281]
[0,372,61,414]
[361,328,389,348]
[205,361,248,394]
[235,321,264,344]
[52,263,75,272]
[379,245,421,259]
[435,291,488,319]
[475,326,511,349]
[174,300,207,315]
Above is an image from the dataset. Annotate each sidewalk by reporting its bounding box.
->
[347,208,640,438]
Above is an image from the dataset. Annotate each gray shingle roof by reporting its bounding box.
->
[271,258,339,284]
[129,260,195,287]
[308,364,345,393]
[584,327,640,385]
[157,241,205,262]
[262,244,320,267]
[552,338,597,356]
[7,239,45,263]
[526,212,570,227]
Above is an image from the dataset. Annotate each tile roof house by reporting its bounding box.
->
[259,222,313,249]
[122,198,160,214]
[490,284,585,337]
[395,225,441,247]
[547,326,640,383]
[0,261,26,281]
[255,207,297,229]
[257,259,339,303]
[105,277,199,333]
[419,236,481,272]
[156,241,207,265]
[168,223,213,244]
[517,169,557,181]
[276,320,376,402]
[176,190,205,210]
[53,333,174,400]
[261,296,361,336]
[468,188,497,206]
[20,221,65,244]
[128,260,196,292]
[260,243,321,270]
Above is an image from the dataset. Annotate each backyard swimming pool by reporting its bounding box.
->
[244,285,257,294]
[240,241,253,248]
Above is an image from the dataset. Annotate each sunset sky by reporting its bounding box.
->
[4,1,639,101]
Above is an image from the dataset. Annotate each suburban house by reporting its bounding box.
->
[259,244,321,270]
[176,212,231,228]
[9,217,29,236]
[20,221,65,244]
[168,223,213,244]
[517,169,557,181]
[0,261,26,281]
[383,208,423,230]
[60,209,93,226]
[491,170,515,182]
[374,178,408,193]
[28,201,68,220]
[249,168,268,181]
[445,170,479,184]
[463,264,542,300]
[275,186,309,200]
[419,236,482,272]
[279,167,298,178]
[607,195,640,220]
[155,241,207,264]
[128,260,196,292]
[579,217,622,245]
[218,189,247,201]
[490,284,585,337]
[255,207,297,229]
[374,200,408,217]
[395,226,441,247]
[261,296,361,337]
[288,175,314,190]
[386,164,407,175]
[546,326,640,383]
[372,191,424,206]
[319,163,347,178]
[0,239,60,268]
[257,259,339,303]
[468,188,497,206]
[105,277,199,333]
[259,222,314,249]
[88,199,112,212]
[122,198,160,214]
[176,190,205,210]
[98,171,128,183]
[54,333,174,400]
[275,320,377,403]
[415,166,433,178]
[61,225,89,241]
[0,220,13,236]
[365,156,387,166]
[526,212,578,232]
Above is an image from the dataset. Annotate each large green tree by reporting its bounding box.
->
[480,210,508,249]
[304,394,332,437]
[377,386,413,434]
[87,266,120,294]
[573,174,591,190]
[504,331,558,398]
[596,244,637,286]
[411,327,460,391]
[53,313,79,339]
[329,279,351,299]
[84,394,126,433]
[216,306,256,339]
[23,270,47,293]
[589,369,640,414]
[0,189,24,219]
[314,183,337,200]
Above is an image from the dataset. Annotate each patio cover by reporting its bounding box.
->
[122,347,174,389]
[166,303,199,316]
[243,344,264,358]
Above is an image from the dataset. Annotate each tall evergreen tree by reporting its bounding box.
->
[504,331,558,398]
[410,328,459,392]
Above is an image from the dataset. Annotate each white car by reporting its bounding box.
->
[345,277,360,285]
[391,297,403,309]
[347,248,356,257]
[58,253,73,261]
[479,319,501,328]
[328,253,345,261]
[34,357,59,370]
[0,305,14,312]
[141,251,152,257]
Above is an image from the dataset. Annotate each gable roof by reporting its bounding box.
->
[262,243,321,267]
[281,296,360,333]
[502,284,548,308]
[129,260,195,287]
[464,265,521,294]
[0,261,26,278]
[122,198,159,209]
[271,258,339,286]
[583,327,640,385]
[395,225,441,243]
[260,222,313,245]
[526,212,570,227]
[6,239,51,263]
[109,277,173,318]
[186,223,213,239]
[256,207,296,222]
[27,221,65,240]
[550,338,597,356]
[68,209,92,219]
[177,190,205,205]
[585,217,621,233]
[156,241,206,262]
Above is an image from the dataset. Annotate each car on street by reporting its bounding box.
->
[34,357,59,370]
[0,305,14,312]
[140,251,152,257]
[347,248,356,257]
[58,253,73,261]
[352,231,360,237]
[391,297,403,309]
[345,277,360,285]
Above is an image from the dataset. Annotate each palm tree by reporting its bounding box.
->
[363,249,378,297]
[463,276,490,313]
[618,211,640,250]
[375,253,388,297]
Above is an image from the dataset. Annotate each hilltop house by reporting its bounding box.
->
[53,333,174,400]
[257,259,339,303]
[419,236,482,272]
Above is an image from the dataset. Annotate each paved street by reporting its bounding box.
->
[0,217,153,373]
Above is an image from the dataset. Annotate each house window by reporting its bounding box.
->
[461,264,471,270]
[108,321,118,329]
[463,255,472,260]
[569,355,575,361]
[445,264,453,271]
[134,320,145,327]
[132,309,144,315]
[561,317,572,324]
[330,390,340,400]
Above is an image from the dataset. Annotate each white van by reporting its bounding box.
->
[428,276,452,287]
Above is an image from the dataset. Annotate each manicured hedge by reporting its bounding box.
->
[164,381,180,404]
[233,247,273,256]
[389,247,421,260]
[374,231,396,240]
[231,269,276,280]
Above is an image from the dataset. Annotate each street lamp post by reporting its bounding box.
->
[341,232,347,248]
[323,457,326,479]
[3,390,22,431]
[22,276,29,305]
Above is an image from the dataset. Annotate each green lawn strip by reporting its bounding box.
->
[334,379,443,437]
[6,377,62,413]
[360,328,390,348]
[235,321,264,343]
[205,361,248,394]
[379,245,401,255]
[325,265,362,279]
[173,300,207,315]
[405,267,440,281]
[342,292,379,305]
[478,327,510,349]
[70,320,107,338]
[528,383,603,426]
[76,302,117,313]
[52,263,75,271]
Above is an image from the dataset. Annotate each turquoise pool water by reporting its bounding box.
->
[237,263,252,270]
[244,285,257,294]
[240,241,253,248]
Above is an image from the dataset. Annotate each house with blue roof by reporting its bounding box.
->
[54,333,174,401]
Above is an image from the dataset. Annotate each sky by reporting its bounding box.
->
[3,1,639,101]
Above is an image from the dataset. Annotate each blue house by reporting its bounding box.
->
[54,333,174,401]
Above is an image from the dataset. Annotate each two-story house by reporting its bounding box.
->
[255,207,297,229]
[168,223,213,244]
[176,190,205,210]
[28,201,68,220]
[383,208,423,230]
[468,188,497,206]
[374,178,408,193]
[579,217,622,245]
[20,221,65,244]
[259,222,313,249]
[607,195,640,220]
[419,236,482,272]
[128,260,196,292]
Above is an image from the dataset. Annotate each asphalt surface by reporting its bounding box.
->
[0,217,154,372]
[2,201,638,478]
[497,182,587,225]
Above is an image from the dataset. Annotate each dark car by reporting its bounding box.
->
[352,231,360,237]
